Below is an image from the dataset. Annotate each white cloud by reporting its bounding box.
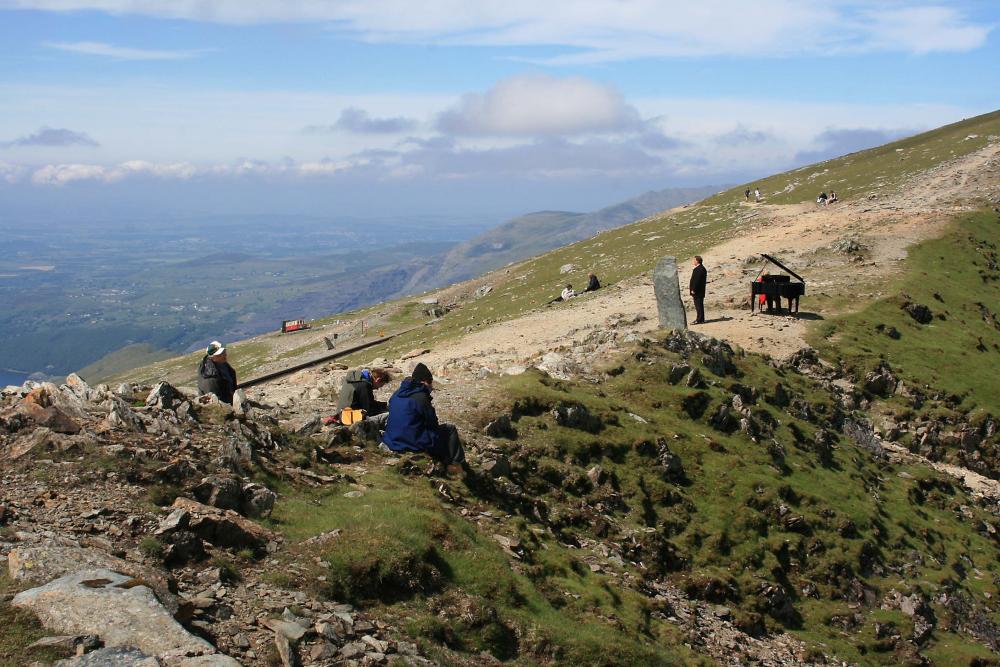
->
[437,74,641,136]
[0,161,27,183]
[43,40,207,61]
[861,7,992,55]
[30,160,197,184]
[6,1,990,58]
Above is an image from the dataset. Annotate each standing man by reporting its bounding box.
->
[744,188,751,202]
[197,341,237,404]
[689,256,707,325]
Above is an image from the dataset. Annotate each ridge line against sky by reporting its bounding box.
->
[0,0,998,217]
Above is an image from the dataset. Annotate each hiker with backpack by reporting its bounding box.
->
[197,341,237,404]
[382,363,465,476]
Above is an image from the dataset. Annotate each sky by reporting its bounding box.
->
[0,0,998,219]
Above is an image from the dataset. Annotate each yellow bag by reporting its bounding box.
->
[341,408,365,425]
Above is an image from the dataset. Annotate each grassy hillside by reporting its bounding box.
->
[433,185,724,286]
[263,331,1000,665]
[811,208,1000,478]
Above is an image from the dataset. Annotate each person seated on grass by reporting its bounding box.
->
[197,340,237,404]
[381,362,465,476]
[336,367,391,427]
[829,190,838,203]
[583,273,601,292]
[547,283,578,305]
[817,192,828,206]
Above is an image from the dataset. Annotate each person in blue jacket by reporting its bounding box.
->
[382,362,465,474]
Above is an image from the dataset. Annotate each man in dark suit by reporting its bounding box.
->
[689,256,707,324]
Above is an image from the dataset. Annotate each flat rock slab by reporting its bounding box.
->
[8,545,178,614]
[55,646,159,666]
[13,569,213,658]
[176,656,242,666]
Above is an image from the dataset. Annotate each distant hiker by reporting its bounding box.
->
[382,363,465,475]
[336,367,391,426]
[689,256,707,324]
[754,188,762,203]
[583,273,601,292]
[744,188,751,202]
[548,284,577,304]
[197,341,237,404]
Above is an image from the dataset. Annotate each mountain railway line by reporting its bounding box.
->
[237,323,427,388]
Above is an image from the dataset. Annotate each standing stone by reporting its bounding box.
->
[653,256,688,330]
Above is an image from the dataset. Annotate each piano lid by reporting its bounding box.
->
[760,253,805,283]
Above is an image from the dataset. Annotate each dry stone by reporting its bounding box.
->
[13,569,213,657]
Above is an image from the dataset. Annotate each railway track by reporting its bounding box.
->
[238,324,426,389]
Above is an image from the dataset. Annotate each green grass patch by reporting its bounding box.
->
[0,572,74,666]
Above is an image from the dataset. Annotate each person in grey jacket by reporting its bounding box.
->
[336,368,390,426]
[197,341,237,404]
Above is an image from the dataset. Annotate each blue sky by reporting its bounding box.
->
[0,1,998,218]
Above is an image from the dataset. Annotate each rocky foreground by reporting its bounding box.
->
[0,374,435,666]
[3,315,999,666]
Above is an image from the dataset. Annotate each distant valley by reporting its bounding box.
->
[0,186,722,382]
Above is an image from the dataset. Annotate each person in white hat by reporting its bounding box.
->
[197,341,237,404]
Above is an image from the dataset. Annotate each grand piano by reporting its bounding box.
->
[750,253,805,314]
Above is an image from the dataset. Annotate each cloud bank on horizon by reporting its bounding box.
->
[0,0,997,214]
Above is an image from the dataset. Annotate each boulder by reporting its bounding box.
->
[146,382,185,411]
[551,403,602,433]
[192,475,243,512]
[655,441,685,482]
[559,263,578,275]
[481,455,512,479]
[862,362,898,397]
[8,545,178,614]
[3,427,76,461]
[13,569,213,657]
[667,363,691,385]
[484,415,517,439]
[474,284,493,298]
[106,402,146,433]
[171,497,276,551]
[15,389,81,434]
[902,301,933,324]
[178,655,241,666]
[241,483,277,519]
[231,390,248,416]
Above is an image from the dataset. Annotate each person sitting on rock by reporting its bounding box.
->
[583,273,601,292]
[382,362,465,476]
[197,341,237,404]
[336,367,391,427]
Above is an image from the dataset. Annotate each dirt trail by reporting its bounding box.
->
[410,141,1000,374]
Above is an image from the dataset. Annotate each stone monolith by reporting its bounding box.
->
[653,256,688,329]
